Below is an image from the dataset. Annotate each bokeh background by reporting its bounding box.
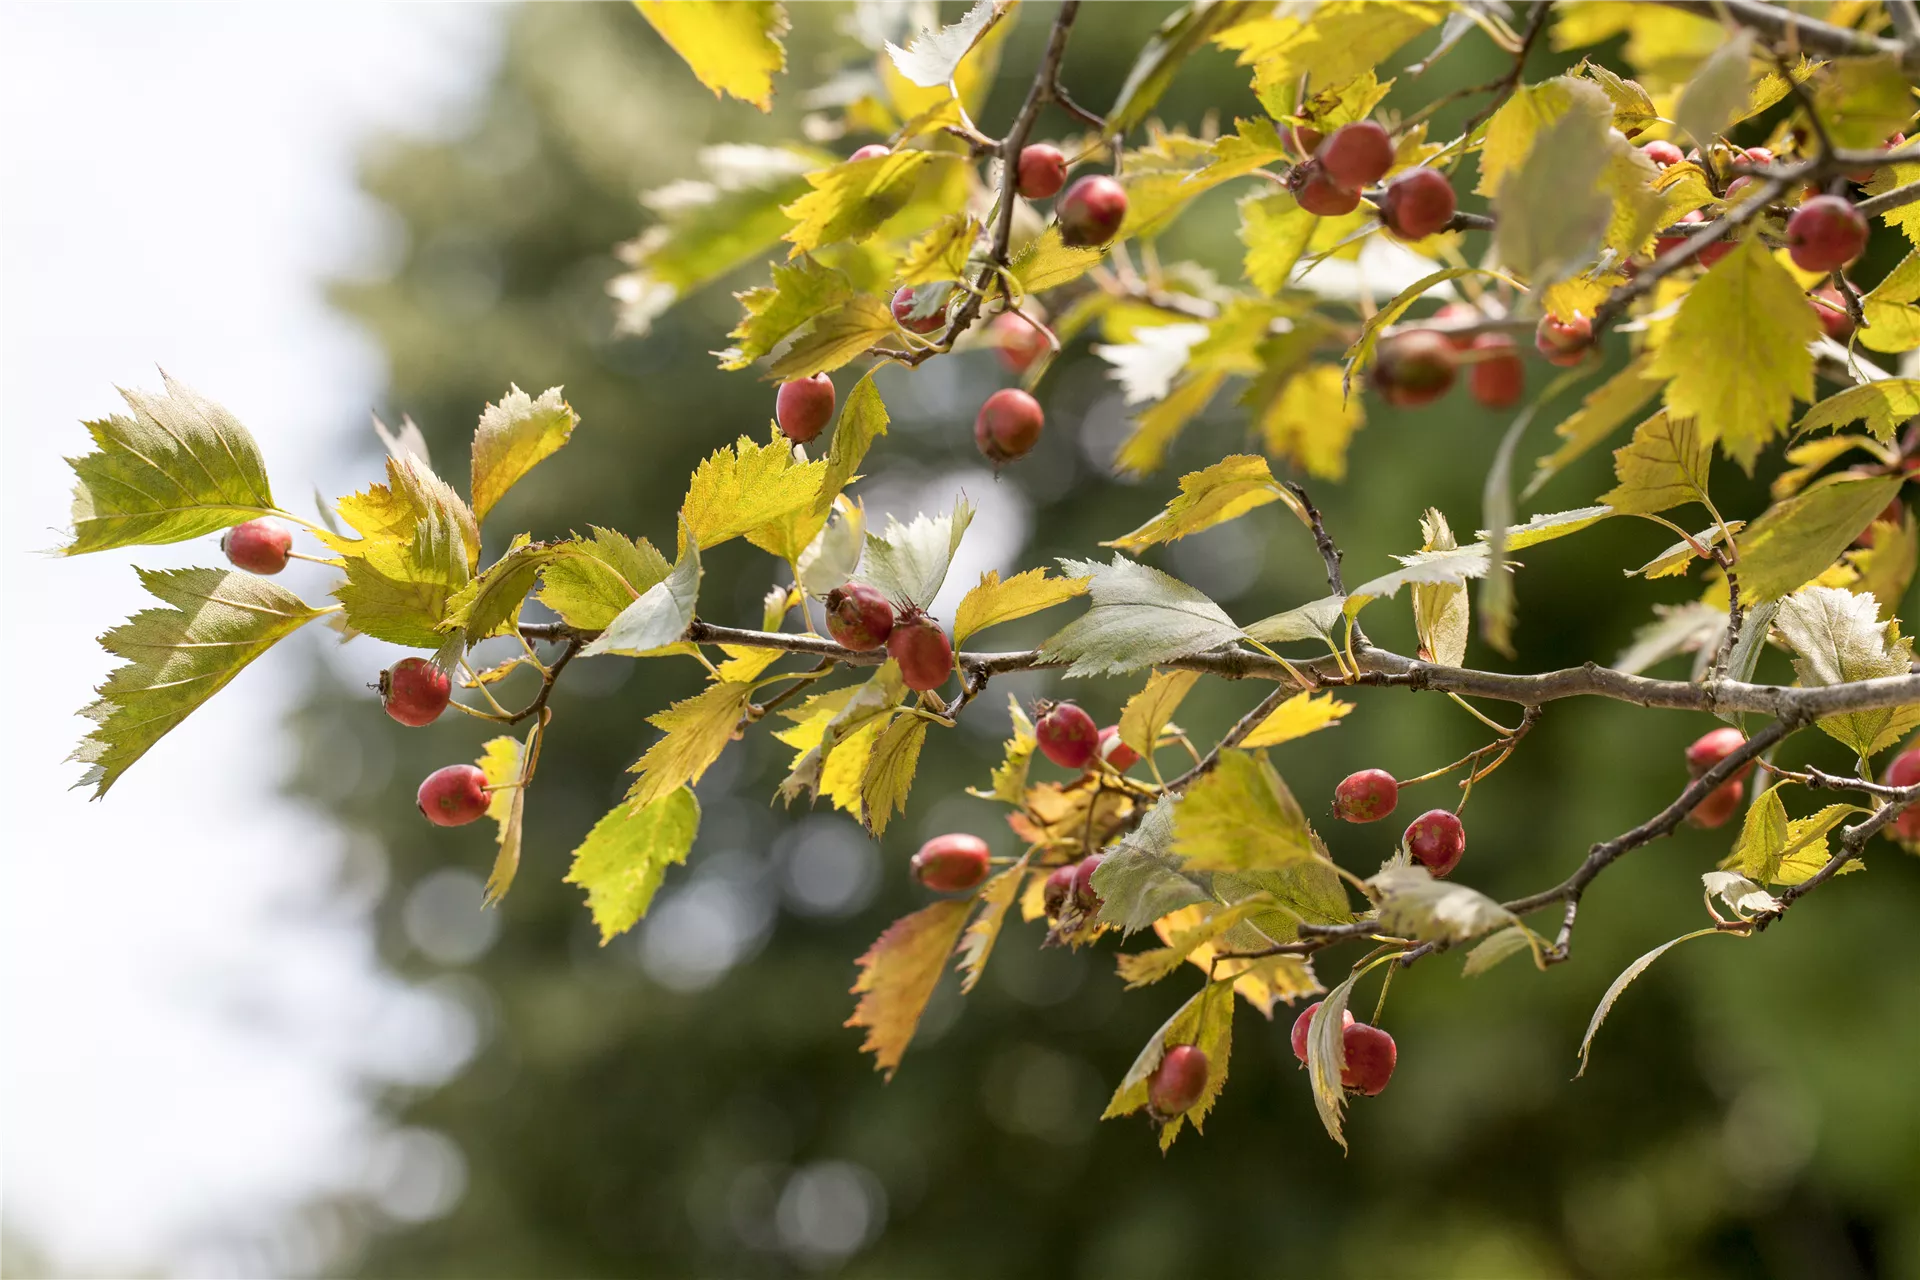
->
[5,4,1918,1278]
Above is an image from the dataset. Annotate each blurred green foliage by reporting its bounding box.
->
[300,4,1920,1276]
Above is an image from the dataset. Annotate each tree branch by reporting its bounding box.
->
[1653,0,1909,64]
[1855,178,1920,219]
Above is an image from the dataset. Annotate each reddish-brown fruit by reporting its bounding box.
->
[824,583,895,651]
[988,312,1050,374]
[221,519,292,575]
[1379,167,1456,240]
[1641,140,1685,168]
[1334,769,1399,823]
[849,143,890,162]
[1535,313,1594,367]
[891,285,946,335]
[1467,333,1524,408]
[1147,1044,1209,1117]
[1884,746,1920,843]
[1404,809,1467,877]
[1370,330,1457,406]
[1057,174,1128,246]
[912,833,992,893]
[1810,284,1855,341]
[1340,1022,1397,1096]
[1290,1000,1355,1063]
[1292,161,1362,217]
[1742,146,1774,166]
[887,613,952,691]
[1787,195,1869,273]
[1286,124,1324,159]
[417,764,490,827]
[1015,143,1068,199]
[1317,120,1394,190]
[974,387,1045,465]
[775,373,836,444]
[1072,853,1104,914]
[1685,726,1754,782]
[1042,863,1077,918]
[1686,778,1746,829]
[1097,725,1141,772]
[381,657,452,728]
[1723,175,1755,202]
[1849,132,1905,183]
[1656,210,1731,266]
[1036,700,1100,770]
[1429,301,1479,350]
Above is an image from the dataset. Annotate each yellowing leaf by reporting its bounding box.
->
[634,0,788,111]
[777,665,905,805]
[1114,368,1228,476]
[952,568,1089,647]
[1862,162,1920,250]
[896,213,978,286]
[70,568,329,797]
[1258,363,1366,481]
[1795,380,1920,444]
[1671,29,1755,154]
[1213,1,1442,120]
[1773,805,1864,885]
[439,538,564,646]
[859,712,928,835]
[969,694,1038,807]
[1627,519,1743,579]
[718,256,853,370]
[1600,412,1713,516]
[1650,237,1818,469]
[847,898,972,1079]
[1239,189,1316,295]
[1524,353,1668,499]
[1492,79,1616,288]
[627,679,755,809]
[566,787,701,942]
[815,370,889,516]
[469,385,577,524]
[1101,977,1235,1149]
[1104,455,1284,552]
[1173,750,1317,871]
[580,530,701,657]
[1118,669,1201,762]
[1007,224,1107,294]
[783,150,938,256]
[1736,474,1906,602]
[1118,897,1272,989]
[1771,434,1879,502]
[1725,782,1791,882]
[1851,511,1917,620]
[766,292,899,379]
[536,526,671,630]
[681,436,825,551]
[477,720,539,905]
[1477,77,1584,198]
[1412,507,1468,666]
[1812,55,1913,150]
[1775,584,1920,757]
[956,855,1028,995]
[1239,691,1354,749]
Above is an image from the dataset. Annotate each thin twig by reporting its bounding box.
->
[1459,2,1553,137]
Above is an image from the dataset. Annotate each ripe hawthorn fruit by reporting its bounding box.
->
[1810,284,1854,341]
[1655,211,1731,267]
[912,833,992,892]
[1535,313,1594,367]
[1786,195,1869,273]
[1097,725,1141,772]
[775,373,836,444]
[1057,174,1128,246]
[988,312,1050,374]
[1404,808,1466,877]
[1036,700,1100,769]
[1015,143,1068,199]
[1370,330,1456,406]
[1379,167,1456,240]
[887,611,952,691]
[1467,333,1524,409]
[1641,140,1685,168]
[1291,160,1362,216]
[417,764,490,827]
[1072,853,1104,913]
[1429,301,1479,350]
[1147,1044,1209,1117]
[974,387,1044,465]
[824,583,895,651]
[1285,124,1324,159]
[849,143,890,162]
[1334,768,1399,823]
[381,657,452,727]
[1884,745,1920,843]
[891,285,945,335]
[1685,726,1753,782]
[1317,120,1394,190]
[1341,1022,1397,1095]
[1042,862,1077,918]
[1290,999,1355,1062]
[222,519,292,575]
[1686,778,1746,829]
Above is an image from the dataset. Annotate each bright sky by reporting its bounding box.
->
[2,5,504,1274]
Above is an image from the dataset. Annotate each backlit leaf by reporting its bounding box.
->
[1213,1,1442,121]
[859,495,975,611]
[1613,600,1727,674]
[816,370,889,513]
[847,898,973,1079]
[1862,163,1920,252]
[1672,28,1754,151]
[1101,977,1235,1149]
[1601,412,1713,516]
[536,526,671,631]
[634,0,788,111]
[566,787,701,942]
[1007,224,1107,294]
[581,530,700,656]
[1735,474,1905,602]
[325,453,479,650]
[952,567,1089,647]
[681,436,826,551]
[797,496,866,597]
[1773,805,1863,885]
[896,214,978,286]
[1239,691,1353,749]
[717,256,853,370]
[783,150,938,256]
[956,855,1028,995]
[1117,897,1272,989]
[969,695,1037,807]
[1256,363,1367,482]
[859,712,928,835]
[469,385,577,524]
[1860,246,1920,350]
[1119,669,1201,762]
[885,0,1009,87]
[1795,379,1920,444]
[476,731,530,904]
[1493,79,1616,288]
[1173,750,1317,871]
[626,677,756,809]
[439,539,565,646]
[1109,0,1259,134]
[766,293,900,379]
[1412,508,1468,666]
[1104,455,1284,551]
[1042,555,1243,677]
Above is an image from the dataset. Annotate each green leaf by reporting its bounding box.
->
[1101,977,1235,1149]
[783,150,939,256]
[1369,865,1517,944]
[469,385,577,524]
[1240,691,1353,749]
[1109,0,1259,134]
[582,529,701,657]
[70,568,329,797]
[859,712,928,835]
[633,0,788,111]
[1578,928,1726,1078]
[1103,455,1286,552]
[1811,55,1913,150]
[847,898,973,1079]
[535,526,672,631]
[324,453,479,650]
[63,375,279,555]
[1794,379,1920,444]
[1523,353,1665,500]
[681,436,826,551]
[859,496,974,611]
[566,787,701,942]
[951,567,1089,647]
[1118,669,1201,762]
[1042,555,1244,678]
[438,539,563,647]
[1600,412,1713,516]
[717,257,853,370]
[766,293,900,379]
[1492,79,1617,289]
[814,371,889,515]
[1735,473,1906,602]
[1725,782,1791,882]
[1774,584,1920,757]
[626,676,756,809]
[1213,1,1442,120]
[1860,247,1920,350]
[1092,802,1212,935]
[885,0,1009,87]
[1173,750,1317,872]
[1672,28,1754,152]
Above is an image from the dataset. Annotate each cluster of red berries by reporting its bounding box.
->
[1290,1000,1396,1096]
[1285,121,1458,243]
[823,583,954,692]
[1680,726,1752,829]
[1330,768,1467,877]
[1368,299,1600,411]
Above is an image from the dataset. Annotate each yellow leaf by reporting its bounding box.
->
[1600,411,1713,516]
[1477,78,1584,198]
[956,855,1028,994]
[815,370,888,515]
[765,292,899,379]
[859,712,928,835]
[1772,805,1865,885]
[1851,511,1916,621]
[627,680,754,809]
[1007,224,1106,294]
[847,899,973,1079]
[1258,363,1366,481]
[1735,474,1906,602]
[634,1,787,111]
[896,213,978,285]
[1173,750,1317,871]
[1491,79,1618,287]
[783,150,939,256]
[1725,782,1790,882]
[1239,691,1354,749]
[681,435,826,551]
[1863,161,1920,249]
[1104,455,1283,552]
[1772,434,1880,502]
[952,567,1089,647]
[1118,898,1273,989]
[1649,238,1818,470]
[469,385,577,524]
[1524,354,1667,499]
[1101,977,1235,1149]
[1550,3,1723,87]
[1118,669,1201,762]
[565,788,701,942]
[717,257,852,370]
[1238,189,1316,296]
[1627,519,1743,579]
[969,695,1037,808]
[477,721,539,905]
[1114,368,1228,476]
[822,718,887,815]
[1796,380,1920,444]
[1213,1,1443,120]
[1861,245,1920,350]
[1412,508,1468,666]
[1812,55,1913,150]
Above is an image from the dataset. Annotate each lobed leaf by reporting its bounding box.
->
[566,787,701,942]
[847,898,973,1079]
[1794,380,1920,444]
[1173,750,1317,872]
[1412,508,1468,666]
[1239,690,1353,749]
[859,712,928,835]
[1103,455,1286,552]
[536,527,671,632]
[1774,584,1920,757]
[1600,412,1713,516]
[956,855,1028,995]
[469,385,577,524]
[634,0,788,111]
[1091,801,1212,935]
[952,567,1088,648]
[1042,555,1243,678]
[626,677,756,810]
[859,495,975,612]
[885,0,1009,88]
[969,695,1037,807]
[581,530,701,657]
[1101,977,1236,1149]
[681,436,826,551]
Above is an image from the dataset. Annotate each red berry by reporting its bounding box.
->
[381,657,452,727]
[988,312,1050,373]
[775,373,836,444]
[1370,330,1456,406]
[1036,701,1099,769]
[1285,124,1324,159]
[1072,853,1104,913]
[849,144,891,162]
[1290,160,1361,217]
[1097,725,1141,772]
[1057,175,1128,247]
[1429,301,1479,349]
[911,833,992,893]
[1685,726,1753,782]
[1317,120,1394,190]
[1340,1022,1397,1096]
[221,519,292,575]
[1467,333,1524,408]
[1642,140,1685,168]
[1810,284,1854,341]
[887,612,952,692]
[1884,745,1920,843]
[1015,143,1068,199]
[1786,195,1869,273]
[1535,313,1594,367]
[1042,863,1076,917]
[1404,809,1466,877]
[1290,999,1355,1063]
[1742,146,1774,166]
[824,583,895,651]
[416,764,490,827]
[1849,132,1905,183]
[1147,1044,1209,1117]
[974,387,1045,465]
[1723,175,1756,202]
[1656,210,1731,266]
[1379,167,1456,240]
[1686,778,1745,829]
[1334,769,1398,823]
[891,285,945,335]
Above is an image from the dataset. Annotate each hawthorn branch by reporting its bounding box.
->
[1654,0,1909,64]
[1855,179,1920,219]
[1459,1,1553,136]
[506,633,582,726]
